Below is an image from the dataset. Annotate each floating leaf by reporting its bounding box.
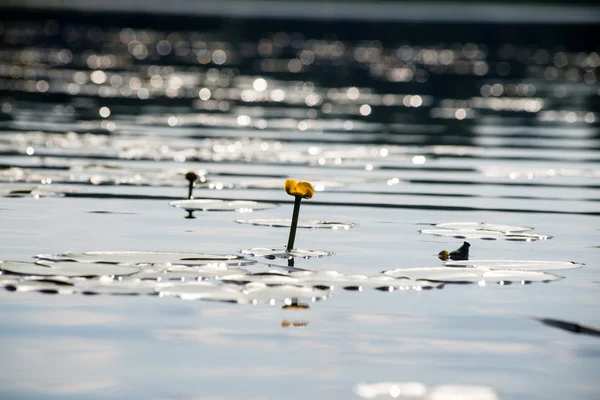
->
[435,222,532,232]
[242,282,331,304]
[235,218,356,230]
[158,280,332,304]
[136,265,250,280]
[383,267,562,284]
[169,199,279,212]
[0,275,19,286]
[354,382,499,400]
[240,247,333,259]
[157,281,248,302]
[4,276,76,294]
[35,251,253,266]
[444,260,583,271]
[219,271,301,285]
[0,184,73,198]
[420,222,551,241]
[290,270,443,291]
[1,261,140,277]
[354,382,427,399]
[74,277,171,295]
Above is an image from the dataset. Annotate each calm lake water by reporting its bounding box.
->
[0,5,599,400]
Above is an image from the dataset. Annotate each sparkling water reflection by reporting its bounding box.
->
[0,4,599,400]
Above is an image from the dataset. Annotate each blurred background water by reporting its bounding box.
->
[0,1,599,399]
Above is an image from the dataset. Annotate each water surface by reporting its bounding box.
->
[0,5,599,399]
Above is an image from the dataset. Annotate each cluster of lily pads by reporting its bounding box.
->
[0,250,443,304]
[0,178,584,304]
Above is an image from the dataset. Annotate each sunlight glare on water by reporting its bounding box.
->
[0,3,599,400]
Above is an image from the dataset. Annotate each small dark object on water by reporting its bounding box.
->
[185,171,198,199]
[532,317,600,338]
[438,241,470,261]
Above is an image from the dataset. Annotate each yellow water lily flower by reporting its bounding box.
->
[438,250,449,261]
[284,179,315,199]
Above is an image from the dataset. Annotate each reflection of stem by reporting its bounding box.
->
[286,195,302,251]
[185,210,195,219]
[287,258,295,268]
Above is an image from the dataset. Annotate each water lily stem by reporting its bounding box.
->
[185,171,198,199]
[187,180,194,199]
[286,195,302,251]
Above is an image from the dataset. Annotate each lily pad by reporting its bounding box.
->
[157,281,248,302]
[157,280,332,304]
[383,267,562,284]
[218,271,301,285]
[354,382,427,399]
[354,382,499,400]
[35,251,253,266]
[435,222,533,232]
[240,247,333,259]
[0,275,20,286]
[421,229,548,241]
[136,265,250,280]
[290,271,443,291]
[169,199,279,212]
[235,219,356,230]
[0,184,73,198]
[420,222,551,241]
[0,261,140,277]
[74,277,171,295]
[241,282,331,304]
[4,276,76,294]
[444,260,583,271]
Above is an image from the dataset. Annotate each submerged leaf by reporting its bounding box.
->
[235,218,356,230]
[169,199,279,212]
